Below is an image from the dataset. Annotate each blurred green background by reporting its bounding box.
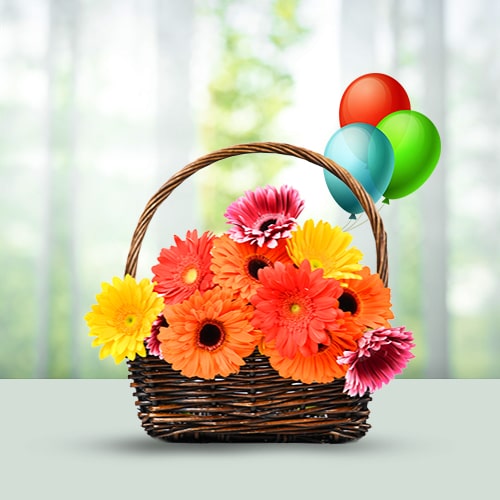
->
[1,0,499,378]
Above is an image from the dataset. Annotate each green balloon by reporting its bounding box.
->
[377,110,441,199]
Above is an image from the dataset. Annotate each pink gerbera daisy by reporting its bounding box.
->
[251,260,344,358]
[145,313,167,358]
[152,229,215,305]
[224,185,304,248]
[337,326,415,396]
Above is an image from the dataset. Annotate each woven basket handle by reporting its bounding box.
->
[124,142,388,285]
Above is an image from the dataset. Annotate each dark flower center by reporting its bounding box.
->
[317,343,329,353]
[247,257,269,279]
[198,322,225,351]
[338,291,358,314]
[259,218,277,232]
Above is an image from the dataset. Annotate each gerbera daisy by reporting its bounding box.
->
[286,219,363,281]
[211,234,292,302]
[337,326,415,396]
[159,287,260,379]
[260,320,361,384]
[152,229,215,304]
[145,313,168,358]
[338,266,394,329]
[224,185,304,248]
[85,275,164,364]
[251,260,344,359]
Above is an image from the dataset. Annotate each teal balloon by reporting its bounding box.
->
[377,110,441,199]
[323,123,395,216]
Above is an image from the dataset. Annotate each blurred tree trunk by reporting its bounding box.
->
[38,0,80,377]
[153,0,196,245]
[421,0,448,377]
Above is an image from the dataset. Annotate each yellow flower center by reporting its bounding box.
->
[124,314,137,327]
[183,267,198,284]
[309,258,323,270]
[290,303,302,314]
[118,309,143,333]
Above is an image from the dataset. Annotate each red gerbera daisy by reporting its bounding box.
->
[260,320,361,384]
[251,260,344,358]
[224,185,304,248]
[152,229,215,305]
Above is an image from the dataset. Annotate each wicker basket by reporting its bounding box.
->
[126,142,388,443]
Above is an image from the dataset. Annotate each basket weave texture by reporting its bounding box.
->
[126,142,388,443]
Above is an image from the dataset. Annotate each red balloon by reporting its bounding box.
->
[339,73,411,127]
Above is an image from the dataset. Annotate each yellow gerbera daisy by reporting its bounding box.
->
[286,219,363,281]
[85,275,164,364]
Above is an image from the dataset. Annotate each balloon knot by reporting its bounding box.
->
[382,198,390,205]
[349,213,357,220]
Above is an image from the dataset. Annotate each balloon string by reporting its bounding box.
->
[342,203,385,232]
[342,215,362,231]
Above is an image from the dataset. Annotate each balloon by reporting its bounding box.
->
[377,110,441,200]
[323,123,395,217]
[339,73,411,127]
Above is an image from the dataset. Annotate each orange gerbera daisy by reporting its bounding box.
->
[152,229,215,305]
[159,287,260,379]
[338,266,394,329]
[260,320,361,384]
[211,234,292,302]
[251,260,344,359]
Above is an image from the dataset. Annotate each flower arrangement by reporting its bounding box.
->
[86,184,414,397]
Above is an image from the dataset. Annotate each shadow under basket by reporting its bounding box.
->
[125,142,388,444]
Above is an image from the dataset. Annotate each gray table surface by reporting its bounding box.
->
[1,379,497,499]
